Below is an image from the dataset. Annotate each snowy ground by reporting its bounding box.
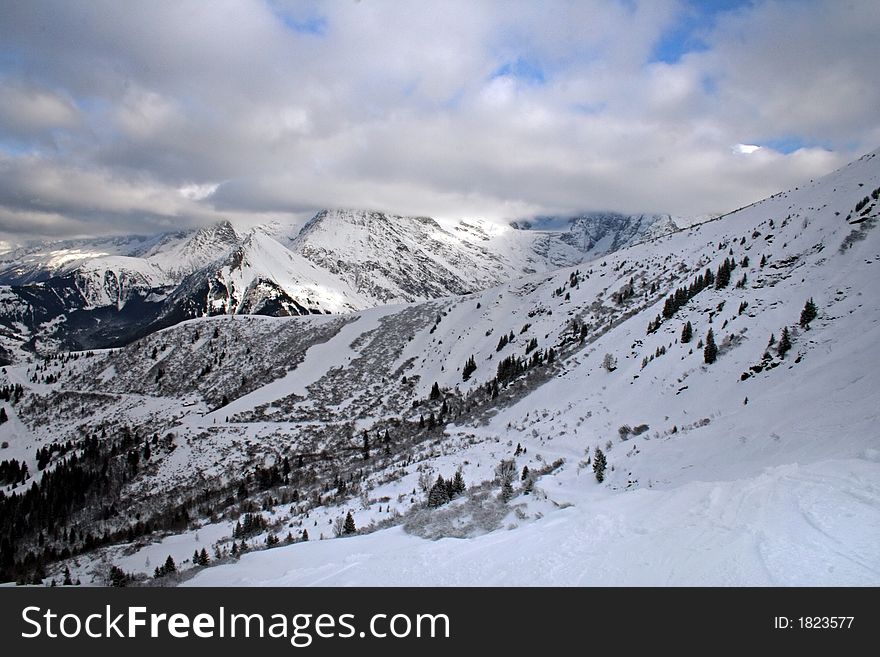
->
[185,457,879,586]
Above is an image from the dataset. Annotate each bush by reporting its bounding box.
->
[403,488,510,540]
[602,353,617,371]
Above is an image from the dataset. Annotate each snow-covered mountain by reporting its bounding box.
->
[511,211,681,255]
[0,209,680,353]
[1,148,878,586]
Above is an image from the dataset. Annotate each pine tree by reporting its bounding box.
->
[163,555,176,575]
[777,326,792,358]
[428,476,450,507]
[302,529,309,541]
[703,329,717,364]
[63,566,72,586]
[521,465,530,481]
[799,298,818,328]
[715,258,732,289]
[109,565,129,587]
[429,382,441,400]
[462,355,477,381]
[0,408,7,424]
[199,548,209,565]
[343,512,356,535]
[362,432,370,460]
[593,448,607,483]
[450,470,466,495]
[681,321,693,344]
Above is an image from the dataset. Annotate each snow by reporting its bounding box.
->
[5,149,880,587]
[185,458,879,586]
[180,149,880,587]
[203,306,400,419]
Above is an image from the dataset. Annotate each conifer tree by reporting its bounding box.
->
[428,475,450,507]
[777,326,792,358]
[109,565,129,587]
[799,298,818,328]
[343,512,356,535]
[451,470,466,495]
[593,448,607,483]
[429,382,441,400]
[703,328,717,364]
[462,355,477,380]
[681,321,693,344]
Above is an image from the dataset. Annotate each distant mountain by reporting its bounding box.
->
[0,209,682,355]
[510,211,681,255]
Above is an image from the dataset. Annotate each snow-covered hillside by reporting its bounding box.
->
[1,150,879,586]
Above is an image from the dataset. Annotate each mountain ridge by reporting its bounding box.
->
[0,208,682,355]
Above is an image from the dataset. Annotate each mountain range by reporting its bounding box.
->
[0,210,681,357]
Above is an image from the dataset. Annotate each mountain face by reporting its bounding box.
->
[511,211,680,256]
[1,149,878,586]
[0,221,245,354]
[0,210,680,354]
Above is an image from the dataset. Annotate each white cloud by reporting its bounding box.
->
[0,0,877,240]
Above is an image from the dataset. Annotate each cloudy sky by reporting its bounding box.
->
[1,0,879,242]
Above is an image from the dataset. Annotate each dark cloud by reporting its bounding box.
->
[1,0,878,244]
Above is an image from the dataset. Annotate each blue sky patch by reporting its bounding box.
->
[651,0,754,63]
[759,136,815,154]
[490,57,546,85]
[268,2,327,37]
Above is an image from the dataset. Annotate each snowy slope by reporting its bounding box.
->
[143,220,240,283]
[2,150,880,586]
[179,150,880,586]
